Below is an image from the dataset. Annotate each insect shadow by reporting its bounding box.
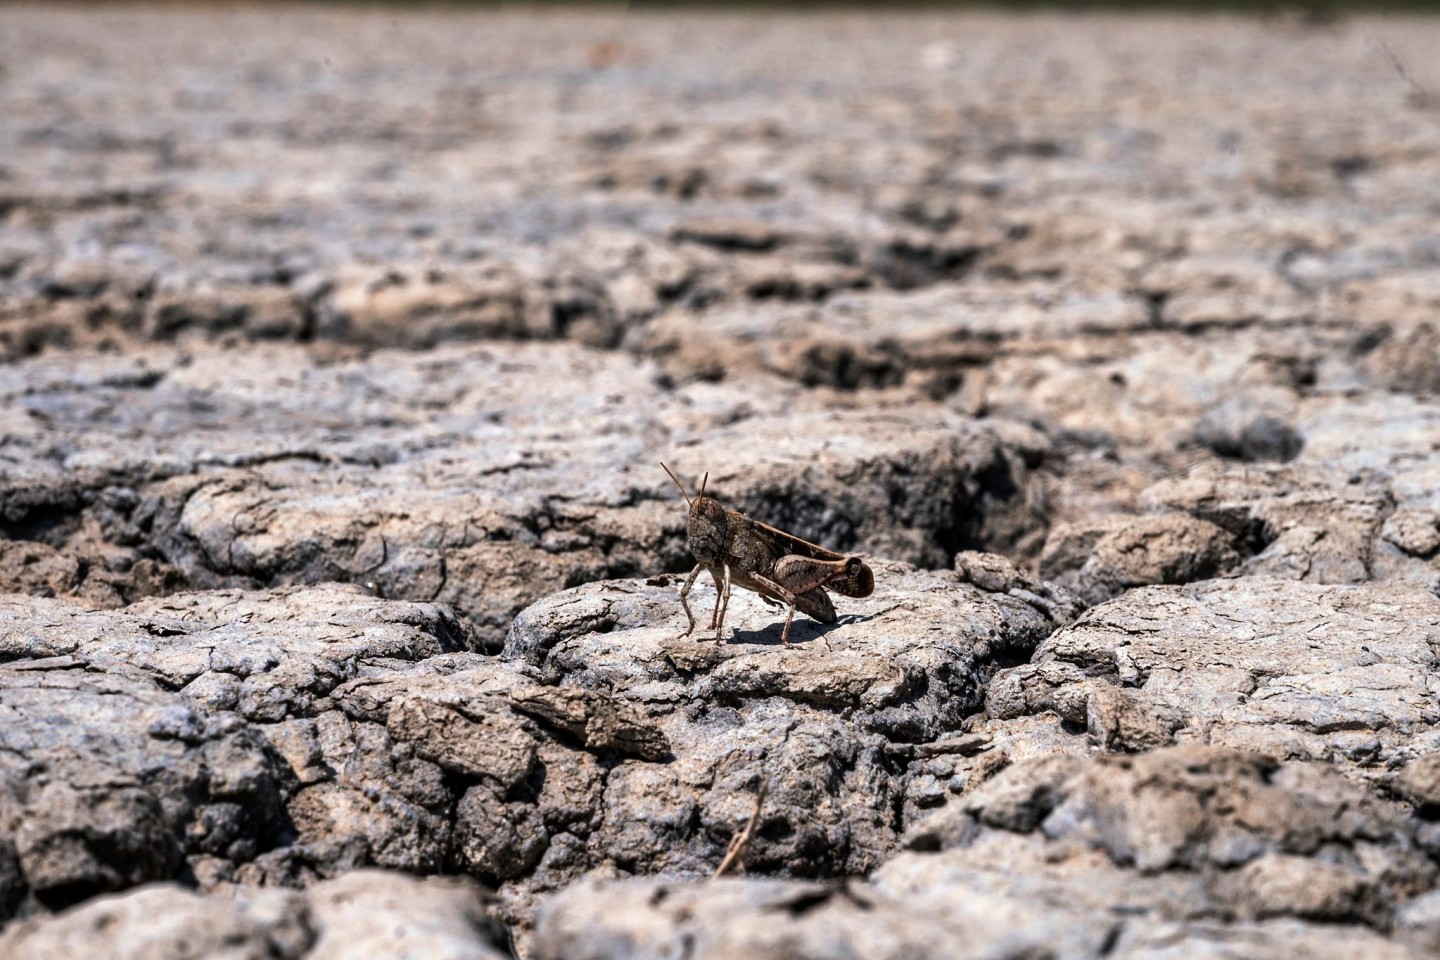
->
[726,612,872,647]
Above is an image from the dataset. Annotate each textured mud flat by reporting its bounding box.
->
[2,4,1440,958]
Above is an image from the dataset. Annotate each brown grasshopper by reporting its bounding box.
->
[661,463,875,646]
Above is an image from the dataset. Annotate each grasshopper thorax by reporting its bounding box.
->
[688,496,729,565]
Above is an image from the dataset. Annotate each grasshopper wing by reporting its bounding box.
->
[748,518,848,562]
[757,523,875,600]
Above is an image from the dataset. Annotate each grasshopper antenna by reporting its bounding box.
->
[660,462,692,507]
[699,472,708,498]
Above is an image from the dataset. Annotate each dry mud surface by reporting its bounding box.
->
[2,4,1440,957]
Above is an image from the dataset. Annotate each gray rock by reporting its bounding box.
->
[534,844,1430,960]
[0,585,664,930]
[0,341,1051,647]
[1039,513,1243,604]
[0,654,288,913]
[1141,461,1412,586]
[534,875,1121,960]
[1384,509,1440,559]
[1396,755,1440,811]
[986,577,1440,769]
[0,870,507,960]
[304,871,507,960]
[1194,399,1304,462]
[502,558,1080,894]
[883,745,1436,941]
[1396,888,1440,956]
[1361,323,1440,396]
[1110,920,1426,960]
[0,884,311,960]
[0,566,1074,939]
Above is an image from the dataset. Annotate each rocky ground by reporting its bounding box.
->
[1,4,1439,957]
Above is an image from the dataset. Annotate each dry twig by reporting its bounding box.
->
[713,780,768,879]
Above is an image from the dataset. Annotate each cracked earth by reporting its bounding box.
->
[2,5,1440,958]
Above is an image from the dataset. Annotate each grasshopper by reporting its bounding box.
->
[660,463,875,645]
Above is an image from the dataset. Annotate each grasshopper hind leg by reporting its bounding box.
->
[708,574,722,630]
[780,588,838,646]
[712,563,733,641]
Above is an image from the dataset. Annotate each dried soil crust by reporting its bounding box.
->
[534,747,1440,960]
[0,558,1076,937]
[0,341,1052,646]
[987,577,1440,770]
[2,5,1440,958]
[0,871,508,960]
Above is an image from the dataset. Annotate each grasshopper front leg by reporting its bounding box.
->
[678,563,703,637]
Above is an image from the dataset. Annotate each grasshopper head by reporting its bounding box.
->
[688,495,728,565]
[661,462,728,565]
